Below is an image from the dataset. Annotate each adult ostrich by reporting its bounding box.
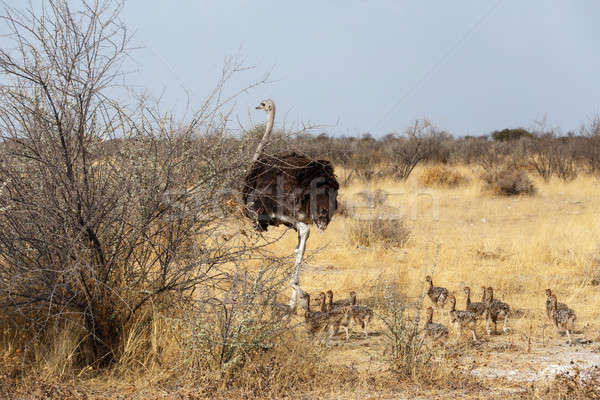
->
[243,99,339,293]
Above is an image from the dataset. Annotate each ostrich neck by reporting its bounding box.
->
[251,108,275,164]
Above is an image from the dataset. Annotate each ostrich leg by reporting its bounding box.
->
[291,222,310,285]
[287,222,310,309]
[288,283,306,312]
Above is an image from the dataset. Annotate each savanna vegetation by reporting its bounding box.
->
[1,1,600,399]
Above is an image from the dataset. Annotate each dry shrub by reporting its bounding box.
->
[207,336,358,398]
[377,281,480,390]
[0,0,277,370]
[418,165,469,188]
[1,309,357,399]
[0,288,340,399]
[379,282,428,378]
[532,367,600,399]
[480,168,536,196]
[0,342,358,400]
[348,217,410,248]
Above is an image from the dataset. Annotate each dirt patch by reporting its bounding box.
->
[470,337,600,382]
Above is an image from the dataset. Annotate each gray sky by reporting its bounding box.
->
[21,1,600,137]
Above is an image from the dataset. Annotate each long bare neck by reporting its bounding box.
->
[251,107,275,164]
[465,290,471,306]
[320,297,327,312]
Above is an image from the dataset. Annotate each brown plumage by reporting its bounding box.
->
[347,304,374,338]
[484,287,510,335]
[464,286,486,317]
[301,292,334,337]
[550,294,576,344]
[326,290,356,312]
[545,289,568,321]
[243,152,339,232]
[328,307,352,341]
[327,290,372,339]
[425,275,449,309]
[448,294,478,342]
[425,307,449,343]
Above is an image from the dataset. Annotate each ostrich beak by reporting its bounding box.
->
[255,105,263,110]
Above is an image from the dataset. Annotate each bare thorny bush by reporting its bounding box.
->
[378,281,428,378]
[525,135,578,182]
[380,120,449,181]
[0,0,292,373]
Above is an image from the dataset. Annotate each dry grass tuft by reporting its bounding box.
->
[418,165,469,188]
[480,167,537,196]
[347,217,410,248]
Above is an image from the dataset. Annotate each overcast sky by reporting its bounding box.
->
[11,1,600,137]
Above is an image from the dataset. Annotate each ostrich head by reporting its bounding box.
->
[256,99,275,112]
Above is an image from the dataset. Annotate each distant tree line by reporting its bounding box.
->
[240,118,600,184]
